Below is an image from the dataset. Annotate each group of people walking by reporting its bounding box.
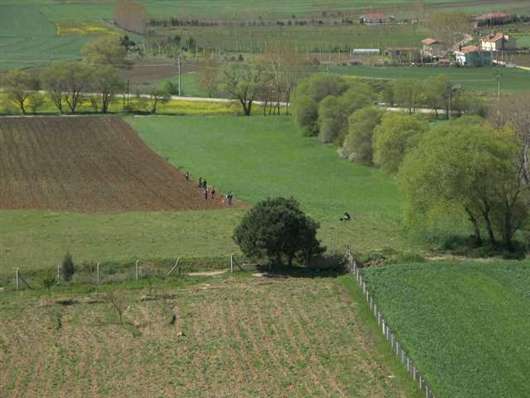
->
[184,171,234,206]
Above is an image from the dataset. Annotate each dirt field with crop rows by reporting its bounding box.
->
[0,276,413,397]
[0,116,232,212]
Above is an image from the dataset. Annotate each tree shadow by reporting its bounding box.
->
[256,254,348,279]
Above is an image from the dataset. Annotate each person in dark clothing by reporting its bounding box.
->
[204,188,208,200]
[340,212,351,222]
[211,187,216,200]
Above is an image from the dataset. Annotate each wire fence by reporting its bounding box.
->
[1,254,257,292]
[345,250,436,398]
[2,249,436,398]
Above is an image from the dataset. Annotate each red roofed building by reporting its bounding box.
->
[474,12,513,27]
[421,38,445,59]
[480,32,517,52]
[454,45,492,66]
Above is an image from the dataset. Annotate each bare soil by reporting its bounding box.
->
[0,116,235,212]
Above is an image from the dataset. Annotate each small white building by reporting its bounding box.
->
[454,45,492,66]
[351,49,380,56]
[480,33,517,52]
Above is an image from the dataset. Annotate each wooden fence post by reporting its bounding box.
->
[135,260,139,281]
[230,255,234,273]
[15,268,19,290]
[167,257,181,276]
[57,263,61,283]
[96,262,100,284]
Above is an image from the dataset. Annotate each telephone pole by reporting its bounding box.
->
[176,55,182,96]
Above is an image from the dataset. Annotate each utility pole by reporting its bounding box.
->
[176,55,182,96]
[496,72,501,100]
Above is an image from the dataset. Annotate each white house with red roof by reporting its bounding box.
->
[480,33,517,52]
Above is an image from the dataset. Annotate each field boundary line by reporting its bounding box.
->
[345,249,436,398]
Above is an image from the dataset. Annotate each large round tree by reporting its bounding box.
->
[233,197,325,266]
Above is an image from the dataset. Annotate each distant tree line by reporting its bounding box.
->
[148,16,360,28]
[199,45,313,116]
[1,36,171,115]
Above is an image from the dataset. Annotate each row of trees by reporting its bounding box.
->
[3,63,124,115]
[1,36,175,115]
[292,74,530,251]
[292,74,484,147]
[197,46,312,116]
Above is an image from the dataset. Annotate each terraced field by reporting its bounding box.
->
[0,275,418,397]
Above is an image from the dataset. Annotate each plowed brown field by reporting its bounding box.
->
[0,116,231,212]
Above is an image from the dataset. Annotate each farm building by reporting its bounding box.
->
[480,33,517,52]
[474,12,513,27]
[351,48,380,56]
[454,45,493,66]
[359,13,387,25]
[384,47,420,64]
[421,38,445,60]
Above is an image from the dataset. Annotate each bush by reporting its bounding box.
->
[293,95,319,136]
[372,112,428,174]
[342,106,384,164]
[233,197,325,267]
[61,252,75,282]
[292,74,349,135]
[318,96,344,143]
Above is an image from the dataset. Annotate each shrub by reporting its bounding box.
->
[318,96,344,143]
[292,74,349,135]
[233,197,325,267]
[293,95,319,136]
[373,112,428,173]
[61,252,75,281]
[342,106,384,164]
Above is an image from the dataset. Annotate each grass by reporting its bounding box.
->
[162,23,429,53]
[69,0,530,19]
[0,94,238,115]
[0,209,243,273]
[0,4,99,70]
[0,274,420,397]
[131,115,408,248]
[362,260,530,398]
[329,65,530,93]
[0,115,409,274]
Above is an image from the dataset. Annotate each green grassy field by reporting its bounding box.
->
[51,0,530,19]
[363,260,530,398]
[2,0,529,22]
[3,0,530,70]
[0,115,410,274]
[0,4,99,70]
[131,115,409,249]
[329,65,530,92]
[162,24,428,53]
